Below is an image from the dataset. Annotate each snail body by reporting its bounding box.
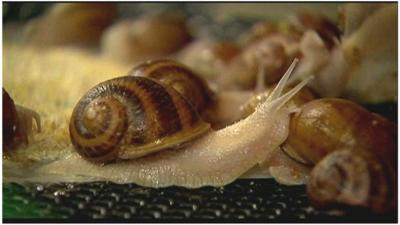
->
[69,75,211,163]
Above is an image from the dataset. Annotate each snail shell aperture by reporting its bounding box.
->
[69,75,211,163]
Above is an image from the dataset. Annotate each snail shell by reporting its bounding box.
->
[307,149,396,213]
[282,98,396,165]
[69,75,211,163]
[129,59,215,115]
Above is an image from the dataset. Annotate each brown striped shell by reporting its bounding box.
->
[307,149,396,213]
[69,76,211,163]
[129,59,215,115]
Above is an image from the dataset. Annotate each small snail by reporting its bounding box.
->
[69,60,214,163]
[177,39,241,80]
[3,88,41,150]
[239,20,300,47]
[288,11,342,50]
[290,5,396,104]
[101,12,192,64]
[338,3,386,37]
[220,33,300,90]
[24,3,116,47]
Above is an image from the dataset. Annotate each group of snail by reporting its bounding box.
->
[4,57,396,213]
[4,3,396,214]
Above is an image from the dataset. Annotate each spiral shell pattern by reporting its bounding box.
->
[129,59,215,114]
[70,76,210,163]
[307,149,396,213]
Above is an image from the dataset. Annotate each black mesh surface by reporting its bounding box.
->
[3,179,396,222]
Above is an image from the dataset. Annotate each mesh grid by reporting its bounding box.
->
[3,179,396,222]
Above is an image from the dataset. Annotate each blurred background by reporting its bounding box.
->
[3,3,341,42]
[3,3,340,22]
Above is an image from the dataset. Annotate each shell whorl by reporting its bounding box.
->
[307,149,396,213]
[70,76,210,163]
[129,59,215,114]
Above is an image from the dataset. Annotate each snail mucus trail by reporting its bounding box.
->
[69,59,215,163]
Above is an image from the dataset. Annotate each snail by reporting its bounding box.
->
[338,3,386,37]
[24,3,116,47]
[69,59,215,163]
[281,98,396,212]
[101,12,192,64]
[39,59,313,187]
[177,39,240,81]
[288,11,341,50]
[3,88,41,150]
[282,98,396,165]
[238,20,300,47]
[290,4,396,104]
[219,33,300,90]
[67,59,302,164]
[307,149,396,213]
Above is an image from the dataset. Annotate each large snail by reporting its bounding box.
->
[3,88,41,150]
[40,59,311,188]
[69,59,215,163]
